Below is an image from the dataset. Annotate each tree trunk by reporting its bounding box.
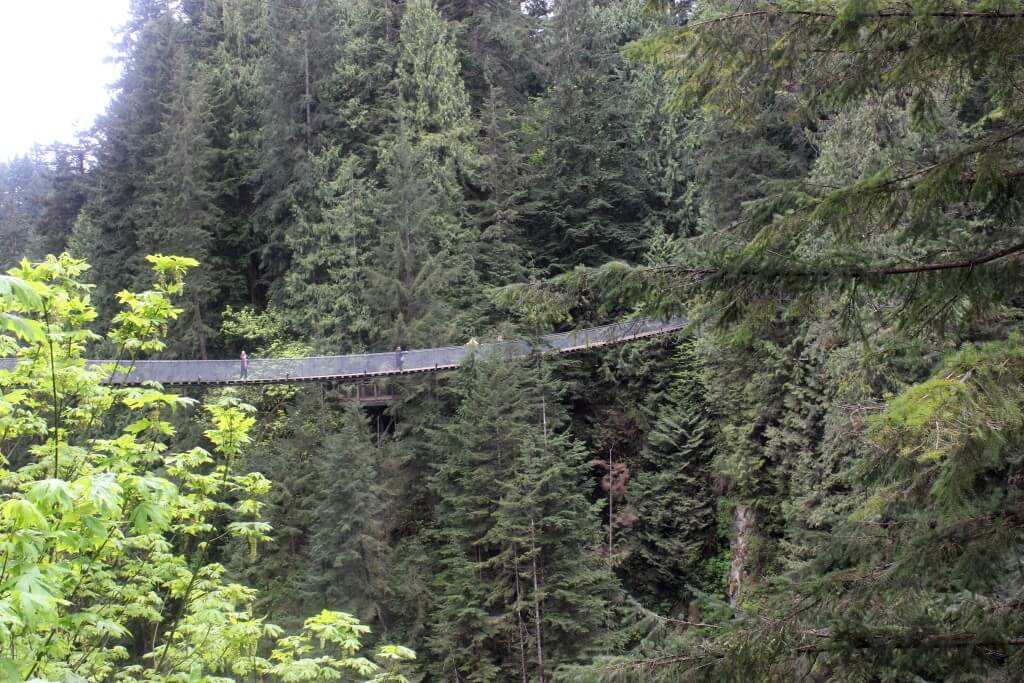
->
[513,544,529,683]
[191,291,207,360]
[533,394,547,682]
[607,447,614,564]
[727,504,757,606]
[530,518,545,683]
[303,39,312,149]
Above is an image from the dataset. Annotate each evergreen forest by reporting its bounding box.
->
[1,0,1023,680]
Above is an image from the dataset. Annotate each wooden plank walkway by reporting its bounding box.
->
[0,317,688,393]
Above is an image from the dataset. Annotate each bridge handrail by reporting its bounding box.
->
[0,316,687,386]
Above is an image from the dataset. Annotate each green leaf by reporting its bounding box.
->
[10,567,60,627]
[0,599,22,628]
[0,274,44,311]
[124,418,152,435]
[93,618,130,639]
[83,473,123,516]
[0,312,45,343]
[377,644,417,661]
[129,500,169,533]
[26,479,76,513]
[0,657,20,681]
[79,515,110,546]
[2,498,49,530]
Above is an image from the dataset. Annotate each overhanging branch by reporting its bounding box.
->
[686,7,1024,30]
[636,240,1024,281]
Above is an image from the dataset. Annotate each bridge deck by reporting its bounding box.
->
[0,317,687,387]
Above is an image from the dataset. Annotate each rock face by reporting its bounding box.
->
[727,504,756,606]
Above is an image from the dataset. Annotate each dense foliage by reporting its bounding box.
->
[2,0,1023,680]
[0,255,413,680]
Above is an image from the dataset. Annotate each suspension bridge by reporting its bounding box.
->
[0,317,688,393]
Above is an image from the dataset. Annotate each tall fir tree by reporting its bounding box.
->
[427,355,619,681]
[254,0,346,299]
[304,403,393,631]
[367,130,463,349]
[395,0,480,197]
[622,338,717,609]
[364,0,482,348]
[0,155,49,269]
[31,143,90,260]
[72,0,182,321]
[195,0,267,310]
[439,0,544,108]
[284,153,380,352]
[522,0,659,272]
[471,86,533,289]
[135,50,222,358]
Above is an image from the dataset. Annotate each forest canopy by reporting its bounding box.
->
[1,0,1023,681]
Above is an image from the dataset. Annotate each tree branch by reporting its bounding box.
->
[686,7,1024,30]
[869,241,1024,276]
[634,240,1024,281]
[796,631,1024,654]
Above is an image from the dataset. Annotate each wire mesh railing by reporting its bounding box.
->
[0,317,688,386]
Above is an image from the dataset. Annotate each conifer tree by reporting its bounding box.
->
[327,0,402,167]
[33,143,90,260]
[0,155,49,269]
[426,358,512,679]
[305,403,393,629]
[230,390,327,629]
[391,0,482,277]
[566,0,1024,333]
[367,130,463,349]
[71,2,182,320]
[195,0,267,310]
[622,338,717,608]
[365,0,482,348]
[0,143,92,266]
[136,51,222,358]
[472,86,533,288]
[765,327,837,571]
[395,0,480,200]
[285,153,380,351]
[446,0,544,108]
[254,0,346,296]
[427,356,618,681]
[488,401,618,680]
[522,0,660,271]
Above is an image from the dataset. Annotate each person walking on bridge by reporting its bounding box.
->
[240,350,249,380]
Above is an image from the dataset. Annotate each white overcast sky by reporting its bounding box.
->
[0,0,129,161]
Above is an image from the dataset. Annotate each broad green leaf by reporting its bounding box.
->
[93,617,130,638]
[83,473,123,516]
[129,500,169,533]
[377,644,417,661]
[79,515,110,546]
[11,567,60,627]
[0,312,45,343]
[124,418,151,435]
[26,479,76,513]
[0,657,20,681]
[0,274,44,310]
[0,599,23,628]
[2,498,49,530]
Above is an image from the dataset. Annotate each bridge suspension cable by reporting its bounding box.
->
[0,317,687,387]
